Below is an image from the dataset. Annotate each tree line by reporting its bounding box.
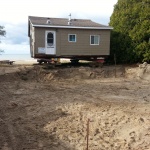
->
[108,0,150,63]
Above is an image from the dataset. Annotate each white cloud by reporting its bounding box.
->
[0,42,29,54]
[0,0,117,24]
[2,23,28,44]
[0,22,29,54]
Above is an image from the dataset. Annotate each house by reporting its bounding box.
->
[28,16,113,62]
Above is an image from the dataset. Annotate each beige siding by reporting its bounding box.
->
[34,27,47,54]
[59,29,110,56]
[34,27,111,56]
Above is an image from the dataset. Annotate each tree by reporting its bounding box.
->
[0,26,6,54]
[0,26,6,37]
[109,0,150,63]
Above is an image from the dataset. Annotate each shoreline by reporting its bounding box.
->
[0,58,71,65]
[14,59,37,64]
[13,58,70,64]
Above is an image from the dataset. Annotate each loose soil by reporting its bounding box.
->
[0,63,150,150]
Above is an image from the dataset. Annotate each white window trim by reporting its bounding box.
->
[90,35,100,45]
[68,34,76,42]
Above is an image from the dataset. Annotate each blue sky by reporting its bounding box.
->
[0,0,118,54]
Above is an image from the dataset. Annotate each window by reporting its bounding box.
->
[68,34,76,42]
[90,35,100,45]
[47,32,54,46]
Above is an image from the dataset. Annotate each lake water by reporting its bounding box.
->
[0,54,35,61]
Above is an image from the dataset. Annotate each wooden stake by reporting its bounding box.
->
[86,118,90,150]
[114,54,117,78]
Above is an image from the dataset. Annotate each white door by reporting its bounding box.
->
[45,31,56,55]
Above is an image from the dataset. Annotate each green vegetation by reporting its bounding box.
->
[109,0,150,63]
[0,26,6,54]
[0,26,5,40]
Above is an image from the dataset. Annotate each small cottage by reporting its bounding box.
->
[28,16,113,61]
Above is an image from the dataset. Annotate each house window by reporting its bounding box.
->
[68,34,76,42]
[90,35,100,45]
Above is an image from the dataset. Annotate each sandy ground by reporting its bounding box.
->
[0,62,150,150]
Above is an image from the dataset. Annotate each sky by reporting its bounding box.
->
[0,0,118,54]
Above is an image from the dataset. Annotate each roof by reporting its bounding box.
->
[29,16,113,30]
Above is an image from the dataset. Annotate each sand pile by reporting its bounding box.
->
[126,62,150,82]
[1,63,149,82]
[138,62,150,81]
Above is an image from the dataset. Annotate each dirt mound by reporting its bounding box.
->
[138,62,150,81]
[53,66,124,80]
[0,65,125,82]
[125,62,150,82]
[9,65,125,81]
[1,63,150,83]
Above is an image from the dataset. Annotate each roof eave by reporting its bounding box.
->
[32,24,113,30]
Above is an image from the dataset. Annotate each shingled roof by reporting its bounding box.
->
[29,16,113,29]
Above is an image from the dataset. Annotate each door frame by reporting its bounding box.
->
[45,31,56,55]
